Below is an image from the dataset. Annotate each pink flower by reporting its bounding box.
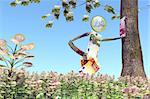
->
[122,88,130,94]
[11,34,25,44]
[21,43,35,50]
[130,86,140,95]
[37,80,43,84]
[122,86,140,96]
[52,81,61,86]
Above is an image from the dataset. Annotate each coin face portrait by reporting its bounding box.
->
[91,16,106,32]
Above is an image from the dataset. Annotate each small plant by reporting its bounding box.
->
[0,34,35,74]
[0,34,35,98]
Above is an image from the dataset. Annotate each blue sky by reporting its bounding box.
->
[0,0,149,78]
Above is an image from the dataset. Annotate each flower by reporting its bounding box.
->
[122,87,130,94]
[130,86,140,95]
[37,80,43,84]
[51,81,61,86]
[122,86,140,96]
[11,34,25,44]
[0,39,7,47]
[21,43,35,50]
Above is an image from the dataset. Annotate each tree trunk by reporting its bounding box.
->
[120,0,146,78]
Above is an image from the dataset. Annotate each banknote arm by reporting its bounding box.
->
[68,32,90,57]
[101,36,125,42]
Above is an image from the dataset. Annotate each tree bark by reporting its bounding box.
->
[120,0,146,78]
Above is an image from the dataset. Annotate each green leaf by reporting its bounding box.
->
[111,15,120,20]
[63,8,69,17]
[65,12,74,22]
[54,13,60,19]
[36,93,45,99]
[33,0,40,4]
[21,1,30,6]
[86,0,92,2]
[93,0,100,8]
[45,21,53,28]
[104,5,115,14]
[0,64,6,67]
[52,5,61,19]
[62,0,69,9]
[69,0,77,8]
[10,1,17,7]
[86,2,93,13]
[15,0,21,4]
[82,15,89,22]
[41,15,47,20]
[41,14,51,20]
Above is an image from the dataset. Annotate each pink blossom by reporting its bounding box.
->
[52,81,61,86]
[11,34,25,44]
[122,87,130,94]
[21,43,35,50]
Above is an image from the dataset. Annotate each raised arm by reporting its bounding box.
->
[101,37,123,42]
[68,32,90,56]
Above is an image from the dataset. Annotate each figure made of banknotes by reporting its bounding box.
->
[68,16,127,77]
